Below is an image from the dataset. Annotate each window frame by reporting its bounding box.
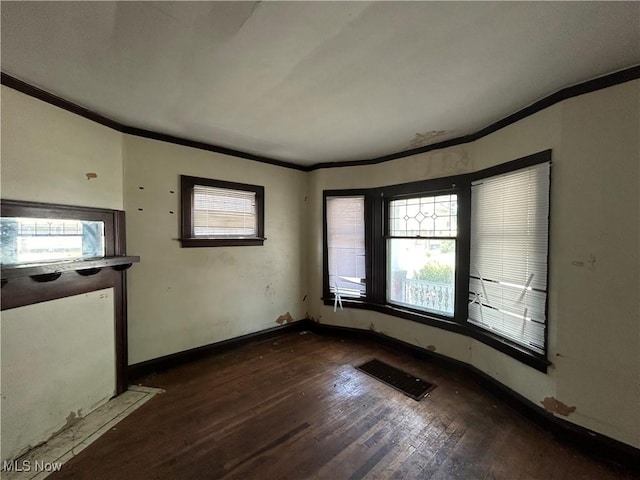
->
[324,194,368,299]
[321,150,551,372]
[322,189,374,303]
[1,200,118,258]
[382,183,469,322]
[468,161,551,355]
[180,175,265,248]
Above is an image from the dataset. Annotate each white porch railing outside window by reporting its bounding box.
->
[398,278,455,315]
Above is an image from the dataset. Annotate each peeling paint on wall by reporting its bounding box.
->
[541,397,576,416]
[426,345,436,352]
[276,312,294,325]
[408,130,447,148]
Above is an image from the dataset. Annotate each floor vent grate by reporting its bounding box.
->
[356,358,435,401]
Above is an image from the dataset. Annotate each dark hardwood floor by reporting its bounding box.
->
[52,330,636,479]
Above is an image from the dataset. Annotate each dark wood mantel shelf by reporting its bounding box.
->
[1,256,140,282]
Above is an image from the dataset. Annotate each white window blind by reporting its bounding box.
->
[468,162,550,354]
[326,196,366,298]
[193,185,257,237]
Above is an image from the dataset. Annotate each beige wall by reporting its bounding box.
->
[1,86,123,209]
[307,80,640,448]
[553,82,639,445]
[123,135,308,364]
[1,290,116,462]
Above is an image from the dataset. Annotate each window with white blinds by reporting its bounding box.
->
[326,196,366,298]
[468,162,551,354]
[180,175,264,247]
[193,185,256,237]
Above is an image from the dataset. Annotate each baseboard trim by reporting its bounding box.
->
[302,319,640,472]
[128,320,307,380]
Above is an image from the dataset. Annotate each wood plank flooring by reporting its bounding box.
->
[50,330,636,479]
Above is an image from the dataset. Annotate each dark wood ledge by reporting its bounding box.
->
[1,256,140,281]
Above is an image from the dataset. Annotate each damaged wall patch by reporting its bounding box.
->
[541,397,576,416]
[276,312,294,325]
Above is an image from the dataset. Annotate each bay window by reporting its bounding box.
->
[322,150,551,371]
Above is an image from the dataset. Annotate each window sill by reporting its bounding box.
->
[322,297,550,373]
[179,237,266,248]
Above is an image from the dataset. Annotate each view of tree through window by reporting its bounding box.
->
[387,194,457,316]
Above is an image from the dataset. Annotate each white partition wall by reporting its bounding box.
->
[1,289,116,462]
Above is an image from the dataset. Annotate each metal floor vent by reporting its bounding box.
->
[356,359,435,401]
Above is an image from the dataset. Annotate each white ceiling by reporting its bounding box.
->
[2,1,639,166]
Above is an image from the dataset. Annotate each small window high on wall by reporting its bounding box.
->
[180,175,265,247]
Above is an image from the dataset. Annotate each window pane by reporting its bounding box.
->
[0,217,105,265]
[193,185,257,237]
[468,162,550,354]
[326,196,366,298]
[389,194,457,237]
[387,238,455,316]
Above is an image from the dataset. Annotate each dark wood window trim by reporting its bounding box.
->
[322,150,552,372]
[322,189,374,303]
[0,199,139,394]
[180,175,265,248]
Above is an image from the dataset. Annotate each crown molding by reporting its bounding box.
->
[3,65,639,172]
